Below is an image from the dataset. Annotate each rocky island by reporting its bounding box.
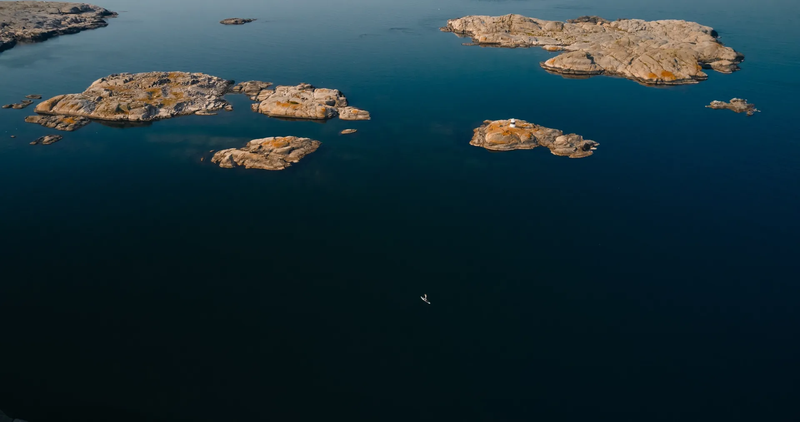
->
[707,98,759,116]
[442,14,743,85]
[34,72,234,122]
[231,81,371,121]
[220,18,255,25]
[30,134,63,145]
[471,119,598,158]
[2,99,34,109]
[0,1,116,54]
[211,136,321,170]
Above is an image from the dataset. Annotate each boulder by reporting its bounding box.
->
[25,114,90,131]
[211,136,320,171]
[470,119,598,158]
[442,14,743,85]
[0,1,117,54]
[34,72,234,122]
[341,129,357,135]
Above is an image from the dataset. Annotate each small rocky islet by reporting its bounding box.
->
[471,119,598,158]
[707,98,759,116]
[231,81,371,121]
[0,1,117,54]
[220,18,256,25]
[211,136,321,171]
[442,14,743,85]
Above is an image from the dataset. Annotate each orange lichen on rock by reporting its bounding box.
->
[660,70,676,80]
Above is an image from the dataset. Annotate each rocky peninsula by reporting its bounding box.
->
[707,98,759,116]
[231,81,371,121]
[220,18,255,25]
[0,1,116,54]
[471,119,598,158]
[25,114,90,131]
[442,14,743,85]
[211,136,321,170]
[34,72,234,122]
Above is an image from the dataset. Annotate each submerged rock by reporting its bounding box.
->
[231,81,371,121]
[25,114,91,131]
[211,136,320,170]
[25,94,42,99]
[341,129,357,135]
[3,99,34,109]
[220,18,256,25]
[471,119,598,158]
[29,134,63,145]
[442,14,743,85]
[707,98,759,116]
[35,72,234,122]
[0,1,117,54]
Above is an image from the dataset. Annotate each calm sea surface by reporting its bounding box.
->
[1,0,799,421]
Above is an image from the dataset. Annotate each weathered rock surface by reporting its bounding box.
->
[35,72,234,122]
[471,119,598,158]
[3,99,34,109]
[442,14,743,85]
[25,94,42,99]
[0,1,116,54]
[230,80,273,99]
[211,136,321,170]
[30,134,63,145]
[220,18,255,25]
[341,129,357,135]
[707,98,759,116]
[231,81,371,121]
[25,114,90,131]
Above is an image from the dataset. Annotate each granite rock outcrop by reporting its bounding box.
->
[34,72,234,122]
[442,14,743,85]
[211,136,321,170]
[471,119,598,158]
[0,1,116,54]
[707,98,758,116]
[25,114,91,130]
[231,81,371,121]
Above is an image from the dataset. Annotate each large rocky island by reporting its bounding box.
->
[34,72,234,122]
[231,81,371,121]
[211,136,321,170]
[442,14,743,85]
[471,119,598,158]
[0,1,116,54]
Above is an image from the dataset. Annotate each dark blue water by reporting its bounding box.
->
[1,0,799,421]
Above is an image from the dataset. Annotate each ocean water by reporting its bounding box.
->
[1,0,799,421]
